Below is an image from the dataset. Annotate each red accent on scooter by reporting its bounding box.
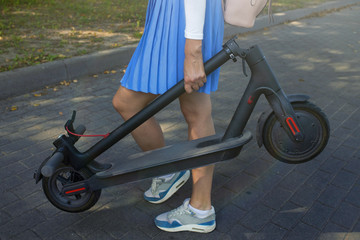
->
[247,96,254,104]
[65,187,86,195]
[286,117,300,135]
[66,126,109,139]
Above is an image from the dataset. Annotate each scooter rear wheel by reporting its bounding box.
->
[263,101,330,164]
[42,165,101,213]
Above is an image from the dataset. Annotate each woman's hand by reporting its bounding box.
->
[184,39,206,94]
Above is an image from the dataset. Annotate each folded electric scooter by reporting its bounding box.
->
[34,37,330,213]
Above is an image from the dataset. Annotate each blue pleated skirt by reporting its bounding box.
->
[121,0,224,94]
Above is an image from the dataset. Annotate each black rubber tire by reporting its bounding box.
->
[42,165,101,213]
[263,101,330,164]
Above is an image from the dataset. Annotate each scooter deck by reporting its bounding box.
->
[78,131,252,191]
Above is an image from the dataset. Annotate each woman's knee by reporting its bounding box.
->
[112,89,126,114]
[180,93,213,125]
[112,86,157,119]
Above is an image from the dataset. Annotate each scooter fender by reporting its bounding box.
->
[256,94,310,147]
[33,156,51,184]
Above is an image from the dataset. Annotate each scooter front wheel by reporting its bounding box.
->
[42,165,101,213]
[263,101,330,164]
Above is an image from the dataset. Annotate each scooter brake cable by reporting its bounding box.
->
[65,126,110,139]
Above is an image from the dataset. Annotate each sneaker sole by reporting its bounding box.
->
[157,223,216,233]
[148,170,190,204]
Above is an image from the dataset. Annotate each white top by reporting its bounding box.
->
[184,0,206,40]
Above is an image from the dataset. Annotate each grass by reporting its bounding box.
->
[0,0,330,72]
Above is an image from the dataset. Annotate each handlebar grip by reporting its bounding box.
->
[75,125,86,135]
[70,124,87,143]
[41,152,64,177]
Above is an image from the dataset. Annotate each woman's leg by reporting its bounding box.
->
[112,85,165,151]
[113,85,191,204]
[179,92,215,210]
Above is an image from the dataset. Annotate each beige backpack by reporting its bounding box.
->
[222,0,273,28]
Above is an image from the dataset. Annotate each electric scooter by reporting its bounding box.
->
[34,37,330,213]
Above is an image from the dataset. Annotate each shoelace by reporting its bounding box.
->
[151,178,164,195]
[168,201,192,218]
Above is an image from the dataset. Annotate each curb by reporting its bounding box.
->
[1,0,359,100]
[0,45,136,100]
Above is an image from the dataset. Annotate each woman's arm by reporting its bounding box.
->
[183,0,207,94]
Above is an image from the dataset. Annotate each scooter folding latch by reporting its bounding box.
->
[230,53,237,62]
[224,46,237,62]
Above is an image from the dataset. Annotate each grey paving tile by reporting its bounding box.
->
[290,184,322,207]
[232,186,266,211]
[345,184,360,208]
[229,223,255,240]
[284,222,320,240]
[318,185,347,208]
[278,170,309,192]
[271,201,307,230]
[317,222,347,240]
[330,202,360,230]
[302,202,335,230]
[262,186,294,210]
[224,171,257,194]
[216,203,246,233]
[239,204,275,231]
[0,209,46,239]
[10,230,42,240]
[330,169,358,190]
[320,156,347,175]
[253,223,288,240]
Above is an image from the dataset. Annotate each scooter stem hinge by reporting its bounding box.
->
[230,53,237,62]
[225,47,237,63]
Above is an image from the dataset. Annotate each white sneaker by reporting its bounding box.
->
[154,198,216,233]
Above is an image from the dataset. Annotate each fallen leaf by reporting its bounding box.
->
[34,93,42,97]
[59,112,63,115]
[93,74,98,78]
[104,70,110,74]
[73,79,78,83]
[60,80,71,86]
[122,69,126,73]
[111,70,117,74]
[33,103,40,107]
[10,106,18,111]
